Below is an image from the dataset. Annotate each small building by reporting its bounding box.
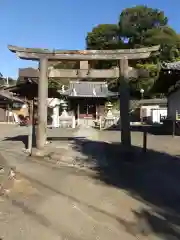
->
[167,84,180,120]
[167,85,180,134]
[155,61,180,134]
[6,68,62,124]
[59,81,118,123]
[0,90,24,123]
[139,98,167,123]
[6,68,61,99]
[160,61,180,120]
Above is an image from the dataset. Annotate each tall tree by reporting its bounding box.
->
[118,6,180,61]
[86,5,180,96]
[86,24,124,69]
[119,6,168,47]
[86,24,122,50]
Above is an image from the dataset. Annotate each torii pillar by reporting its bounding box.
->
[119,57,131,148]
[36,57,48,150]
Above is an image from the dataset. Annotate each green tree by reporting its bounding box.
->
[86,5,180,96]
[86,24,122,50]
[48,78,70,90]
[48,79,61,89]
[143,26,180,61]
[86,24,123,69]
[53,61,77,69]
[118,6,180,61]
[49,61,75,88]
[119,6,168,47]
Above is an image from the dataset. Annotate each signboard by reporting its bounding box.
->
[176,111,180,120]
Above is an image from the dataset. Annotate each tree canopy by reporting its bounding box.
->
[119,6,168,47]
[86,24,121,50]
[86,5,180,97]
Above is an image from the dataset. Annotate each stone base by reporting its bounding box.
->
[30,148,48,158]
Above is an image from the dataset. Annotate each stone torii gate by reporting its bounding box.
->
[8,45,159,155]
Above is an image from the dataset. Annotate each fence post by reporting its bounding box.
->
[143,130,147,153]
[28,100,33,154]
[172,120,175,137]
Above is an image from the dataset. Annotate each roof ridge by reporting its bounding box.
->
[69,81,107,84]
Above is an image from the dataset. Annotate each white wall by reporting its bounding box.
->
[168,89,180,120]
[151,108,167,123]
[141,105,159,117]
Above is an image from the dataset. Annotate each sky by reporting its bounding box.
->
[0,0,179,78]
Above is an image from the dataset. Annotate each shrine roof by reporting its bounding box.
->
[5,77,60,99]
[161,61,180,71]
[0,90,24,103]
[58,81,118,98]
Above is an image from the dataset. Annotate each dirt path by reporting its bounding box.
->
[0,125,180,239]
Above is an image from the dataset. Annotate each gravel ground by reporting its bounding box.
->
[0,196,63,240]
[0,125,180,239]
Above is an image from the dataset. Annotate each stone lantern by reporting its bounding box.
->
[140,88,144,99]
[106,102,113,117]
[61,100,68,117]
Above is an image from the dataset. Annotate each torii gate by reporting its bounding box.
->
[8,45,159,155]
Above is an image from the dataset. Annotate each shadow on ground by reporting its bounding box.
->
[3,135,29,148]
[3,133,180,239]
[107,122,179,137]
[2,135,86,148]
[71,138,180,239]
[3,134,37,149]
[130,124,174,136]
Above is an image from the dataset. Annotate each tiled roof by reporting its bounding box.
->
[139,98,167,105]
[0,90,24,103]
[59,81,118,98]
[161,62,180,70]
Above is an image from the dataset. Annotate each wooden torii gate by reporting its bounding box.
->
[8,45,159,155]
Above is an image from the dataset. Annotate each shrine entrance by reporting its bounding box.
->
[8,45,160,155]
[70,98,101,127]
[60,80,118,126]
[72,100,97,119]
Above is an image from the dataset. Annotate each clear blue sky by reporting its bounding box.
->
[0,0,179,78]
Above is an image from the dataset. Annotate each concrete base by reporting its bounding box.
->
[31,148,48,158]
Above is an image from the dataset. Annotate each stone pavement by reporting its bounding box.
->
[0,125,180,239]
